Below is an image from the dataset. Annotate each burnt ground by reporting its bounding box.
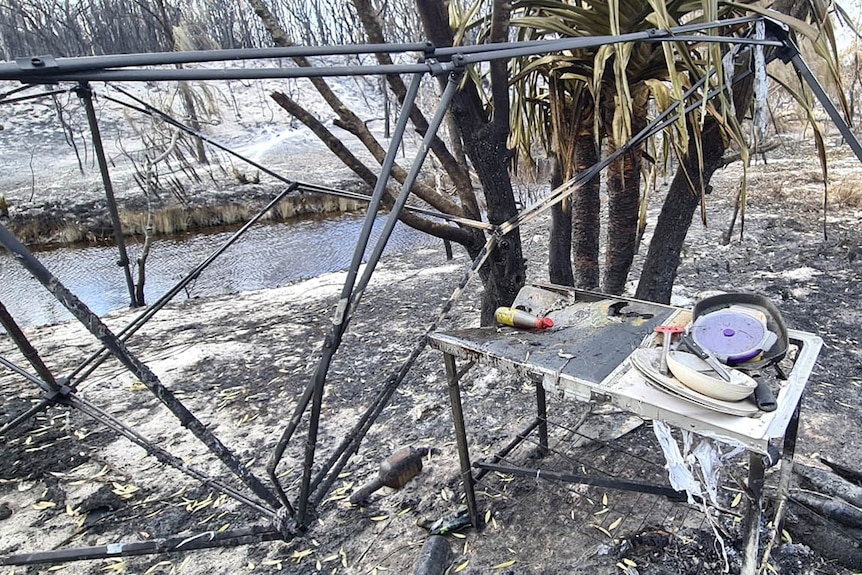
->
[1,131,861,575]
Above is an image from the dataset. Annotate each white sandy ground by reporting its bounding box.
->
[1,155,861,573]
[1,60,861,573]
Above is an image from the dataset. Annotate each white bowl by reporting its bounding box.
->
[666,351,757,402]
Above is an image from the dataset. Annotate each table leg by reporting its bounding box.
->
[444,352,479,528]
[535,378,549,457]
[741,452,766,575]
[756,400,803,573]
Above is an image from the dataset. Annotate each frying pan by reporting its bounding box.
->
[691,292,789,369]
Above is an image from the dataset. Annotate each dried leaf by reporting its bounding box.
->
[731,492,743,508]
[100,560,128,572]
[90,466,109,480]
[492,560,516,569]
[32,501,57,510]
[454,560,469,573]
[592,524,613,538]
[608,517,622,531]
[290,549,313,562]
[144,561,172,574]
[112,483,140,500]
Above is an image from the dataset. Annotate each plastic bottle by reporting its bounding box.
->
[494,307,554,330]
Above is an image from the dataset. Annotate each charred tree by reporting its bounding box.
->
[634,120,726,303]
[603,99,647,295]
[548,160,574,287]
[571,126,601,290]
[635,0,812,303]
[416,0,525,324]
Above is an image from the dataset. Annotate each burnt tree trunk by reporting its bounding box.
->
[417,0,525,325]
[548,159,574,286]
[634,121,726,303]
[603,103,646,295]
[781,462,862,569]
[461,118,526,324]
[634,0,807,303]
[547,75,599,289]
[572,127,600,289]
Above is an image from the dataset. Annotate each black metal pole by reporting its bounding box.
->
[776,28,862,164]
[69,394,275,518]
[66,184,299,386]
[1,16,766,84]
[15,62,450,83]
[741,453,767,575]
[0,398,51,436]
[0,42,434,80]
[445,352,479,528]
[0,222,280,511]
[348,70,462,318]
[308,237,498,507]
[0,356,55,393]
[472,462,688,500]
[0,526,283,566]
[268,71,425,524]
[0,300,58,388]
[0,334,275,516]
[9,31,780,85]
[76,81,137,308]
[103,88,489,231]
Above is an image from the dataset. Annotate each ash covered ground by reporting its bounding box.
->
[1,76,862,574]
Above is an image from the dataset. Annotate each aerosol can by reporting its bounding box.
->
[494,307,554,330]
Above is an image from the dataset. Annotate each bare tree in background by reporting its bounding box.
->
[248,0,525,324]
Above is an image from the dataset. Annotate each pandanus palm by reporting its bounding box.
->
[508,0,763,294]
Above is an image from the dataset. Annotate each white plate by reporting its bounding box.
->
[667,351,757,401]
[628,349,760,417]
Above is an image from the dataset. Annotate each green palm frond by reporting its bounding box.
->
[456,0,844,209]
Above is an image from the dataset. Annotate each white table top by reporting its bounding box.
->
[429,286,822,454]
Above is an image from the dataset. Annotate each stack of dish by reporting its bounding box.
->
[628,348,760,417]
[666,350,758,401]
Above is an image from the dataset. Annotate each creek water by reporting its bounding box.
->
[0,213,440,329]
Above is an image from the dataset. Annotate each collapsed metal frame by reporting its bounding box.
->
[1,14,861,567]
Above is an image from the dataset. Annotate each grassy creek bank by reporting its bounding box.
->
[0,181,368,248]
[1,134,862,574]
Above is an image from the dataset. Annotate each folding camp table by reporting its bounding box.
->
[429,284,822,573]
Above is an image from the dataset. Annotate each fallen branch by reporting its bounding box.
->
[789,489,862,529]
[721,140,782,166]
[794,463,862,508]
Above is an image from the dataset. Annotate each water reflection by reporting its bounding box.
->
[0,213,438,329]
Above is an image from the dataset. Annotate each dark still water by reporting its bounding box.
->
[1,213,439,328]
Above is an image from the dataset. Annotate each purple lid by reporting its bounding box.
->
[690,310,770,361]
